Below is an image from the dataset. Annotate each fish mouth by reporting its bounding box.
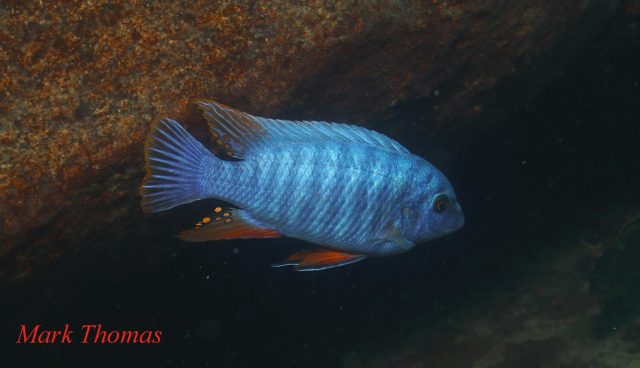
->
[442,219,465,234]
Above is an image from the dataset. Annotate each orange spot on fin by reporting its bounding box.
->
[180,208,280,242]
[272,248,367,271]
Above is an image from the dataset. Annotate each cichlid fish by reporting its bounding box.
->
[141,101,464,271]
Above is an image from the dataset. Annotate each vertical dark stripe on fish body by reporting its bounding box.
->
[296,144,336,237]
[283,146,311,227]
[341,147,389,243]
[301,145,324,227]
[316,144,352,241]
[245,148,284,218]
[317,145,388,245]
[333,150,361,241]
[252,150,282,218]
[308,146,341,238]
[266,151,292,219]
[237,145,311,230]
[344,154,376,242]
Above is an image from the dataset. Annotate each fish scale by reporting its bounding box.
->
[222,142,410,250]
[236,145,409,247]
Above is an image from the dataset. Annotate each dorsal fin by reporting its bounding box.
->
[196,100,409,159]
[197,101,267,159]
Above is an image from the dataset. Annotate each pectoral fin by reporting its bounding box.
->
[272,248,367,271]
[384,226,415,252]
[180,208,281,241]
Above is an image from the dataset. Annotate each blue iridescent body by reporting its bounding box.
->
[141,101,464,271]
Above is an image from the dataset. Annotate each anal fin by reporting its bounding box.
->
[180,207,281,241]
[272,248,367,271]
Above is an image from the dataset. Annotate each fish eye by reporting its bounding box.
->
[433,194,450,213]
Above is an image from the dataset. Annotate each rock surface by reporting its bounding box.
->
[366,236,640,368]
[0,0,619,281]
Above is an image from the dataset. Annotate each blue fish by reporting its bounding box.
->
[141,101,464,271]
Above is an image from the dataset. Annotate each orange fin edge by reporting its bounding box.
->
[272,248,367,271]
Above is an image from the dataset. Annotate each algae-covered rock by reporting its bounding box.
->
[0,0,619,281]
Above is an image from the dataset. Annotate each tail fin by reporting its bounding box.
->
[141,118,214,213]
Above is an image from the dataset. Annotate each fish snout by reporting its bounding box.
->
[455,203,465,229]
[442,203,464,234]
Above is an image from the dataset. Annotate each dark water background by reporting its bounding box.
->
[3,7,640,368]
